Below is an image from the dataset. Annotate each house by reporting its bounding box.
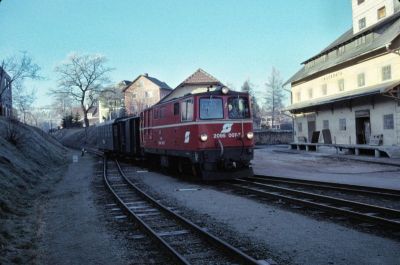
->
[285,0,400,149]
[98,80,131,122]
[70,106,99,127]
[124,73,172,116]
[0,67,12,118]
[160,68,224,103]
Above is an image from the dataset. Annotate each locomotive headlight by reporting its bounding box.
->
[246,131,254,140]
[200,133,208,142]
[221,86,229,94]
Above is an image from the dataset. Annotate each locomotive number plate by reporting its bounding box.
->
[213,132,241,139]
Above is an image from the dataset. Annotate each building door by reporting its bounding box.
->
[307,120,316,143]
[355,110,370,144]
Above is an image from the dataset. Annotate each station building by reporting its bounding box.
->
[286,0,400,154]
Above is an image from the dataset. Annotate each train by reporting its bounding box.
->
[96,86,254,180]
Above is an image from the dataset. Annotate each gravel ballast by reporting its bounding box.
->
[126,167,400,265]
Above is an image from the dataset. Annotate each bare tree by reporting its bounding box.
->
[53,53,113,127]
[241,79,261,128]
[51,93,73,117]
[99,81,126,120]
[1,52,41,118]
[13,85,36,123]
[265,68,285,129]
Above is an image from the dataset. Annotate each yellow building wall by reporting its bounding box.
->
[292,53,400,104]
[291,53,400,146]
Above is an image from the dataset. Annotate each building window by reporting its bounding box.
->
[359,17,366,30]
[308,88,313,99]
[296,91,301,102]
[321,84,327,96]
[358,0,364,4]
[355,35,366,46]
[382,65,391,81]
[145,91,153,98]
[339,118,346,131]
[337,45,345,56]
[323,120,329,130]
[338,79,345,91]
[357,73,365,87]
[383,114,394,129]
[378,6,386,20]
[297,122,302,132]
[132,94,136,99]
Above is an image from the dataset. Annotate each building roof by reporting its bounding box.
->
[177,68,224,87]
[286,12,400,85]
[0,66,10,80]
[119,80,132,87]
[284,80,400,112]
[146,76,172,90]
[123,74,172,92]
[159,69,225,103]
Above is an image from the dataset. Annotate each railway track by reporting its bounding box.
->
[250,175,400,199]
[103,158,264,265]
[226,176,400,230]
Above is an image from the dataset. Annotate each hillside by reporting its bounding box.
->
[0,117,67,264]
[52,126,97,149]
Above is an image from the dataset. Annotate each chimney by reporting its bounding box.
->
[144,73,148,77]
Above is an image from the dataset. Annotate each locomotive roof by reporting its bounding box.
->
[153,89,249,107]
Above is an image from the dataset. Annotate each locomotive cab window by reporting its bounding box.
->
[200,98,223,119]
[228,97,250,119]
[174,102,179,115]
[181,99,194,121]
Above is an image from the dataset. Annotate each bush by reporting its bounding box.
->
[5,118,24,146]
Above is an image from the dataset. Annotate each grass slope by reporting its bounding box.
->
[0,117,67,264]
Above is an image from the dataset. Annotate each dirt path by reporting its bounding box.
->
[36,151,126,265]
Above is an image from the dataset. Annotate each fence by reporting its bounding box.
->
[254,130,293,145]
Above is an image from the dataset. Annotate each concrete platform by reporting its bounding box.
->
[252,145,400,190]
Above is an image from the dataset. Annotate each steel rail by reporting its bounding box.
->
[228,179,400,230]
[251,175,400,199]
[109,159,262,265]
[103,158,190,265]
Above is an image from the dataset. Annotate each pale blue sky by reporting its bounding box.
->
[0,0,352,106]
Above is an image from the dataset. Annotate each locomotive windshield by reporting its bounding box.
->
[200,98,224,119]
[228,97,250,119]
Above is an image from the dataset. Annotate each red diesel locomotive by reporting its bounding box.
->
[97,86,254,180]
[141,86,254,179]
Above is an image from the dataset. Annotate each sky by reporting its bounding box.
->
[0,0,352,107]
